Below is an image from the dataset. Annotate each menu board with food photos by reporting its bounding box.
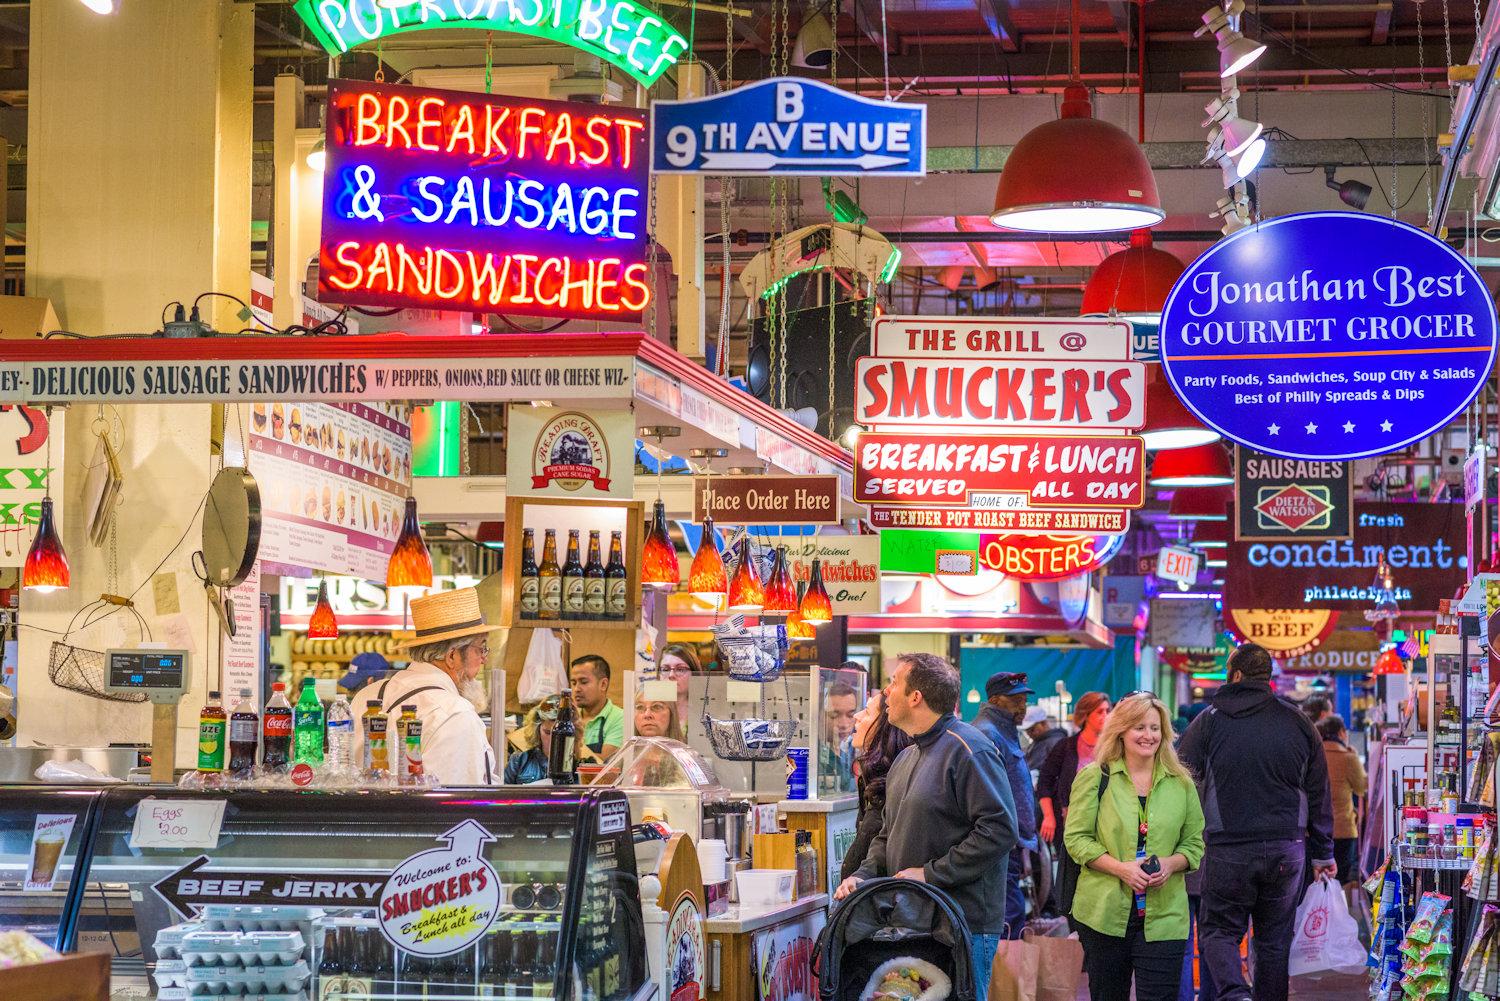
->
[247,401,413,580]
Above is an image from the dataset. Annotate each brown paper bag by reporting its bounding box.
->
[988,937,1039,1001]
[1032,934,1084,1001]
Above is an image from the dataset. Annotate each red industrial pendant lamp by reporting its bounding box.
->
[307,578,339,639]
[1139,377,1221,451]
[991,0,1162,233]
[1191,519,1230,548]
[1149,445,1234,488]
[1080,231,1185,318]
[1167,486,1232,522]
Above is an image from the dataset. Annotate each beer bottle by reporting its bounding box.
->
[480,930,511,998]
[531,931,554,999]
[549,690,577,785]
[344,925,373,1000]
[583,531,605,620]
[561,530,585,620]
[318,926,345,1000]
[363,699,388,774]
[227,689,259,779]
[538,529,562,621]
[367,930,396,998]
[605,531,627,621]
[519,527,541,619]
[404,714,425,783]
[293,677,325,766]
[198,691,226,773]
[262,682,293,773]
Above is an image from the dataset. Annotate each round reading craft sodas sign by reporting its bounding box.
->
[1158,212,1497,462]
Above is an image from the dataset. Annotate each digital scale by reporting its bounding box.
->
[104,648,190,783]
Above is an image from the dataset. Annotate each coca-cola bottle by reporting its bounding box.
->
[228,689,259,779]
[262,682,293,773]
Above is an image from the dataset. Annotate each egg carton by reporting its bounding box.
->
[181,930,306,967]
[201,904,324,931]
[155,923,198,960]
[185,959,310,995]
[158,991,305,1001]
[154,958,189,990]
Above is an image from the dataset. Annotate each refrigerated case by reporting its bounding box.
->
[0,785,651,1001]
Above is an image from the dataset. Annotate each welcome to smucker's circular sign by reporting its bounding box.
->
[1159,212,1497,462]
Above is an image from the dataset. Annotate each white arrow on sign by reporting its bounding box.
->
[696,152,908,172]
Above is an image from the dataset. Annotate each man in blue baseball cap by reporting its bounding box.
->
[338,652,391,695]
[973,671,1039,938]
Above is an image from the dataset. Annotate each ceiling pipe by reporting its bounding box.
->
[1429,42,1500,233]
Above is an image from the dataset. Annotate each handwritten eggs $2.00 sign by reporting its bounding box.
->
[1159,212,1497,461]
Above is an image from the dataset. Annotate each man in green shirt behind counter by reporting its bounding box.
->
[570,654,623,760]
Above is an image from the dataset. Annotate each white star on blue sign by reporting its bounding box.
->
[1267,423,1280,435]
[1304,422,1318,434]
[1380,420,1393,432]
[1343,421,1355,432]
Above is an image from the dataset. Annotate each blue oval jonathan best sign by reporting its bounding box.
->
[1159,212,1497,461]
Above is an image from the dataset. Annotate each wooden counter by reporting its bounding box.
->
[705,894,828,1001]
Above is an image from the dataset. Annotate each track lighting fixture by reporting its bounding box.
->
[1197,0,1266,77]
[1203,88,1264,159]
[1324,166,1373,211]
[792,7,835,70]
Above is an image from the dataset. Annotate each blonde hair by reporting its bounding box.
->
[634,691,685,742]
[1094,693,1193,782]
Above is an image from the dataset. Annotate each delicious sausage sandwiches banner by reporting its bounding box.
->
[1223,502,1467,613]
[1159,212,1497,462]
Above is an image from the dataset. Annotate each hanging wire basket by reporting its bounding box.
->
[717,625,788,682]
[49,641,145,704]
[701,715,798,761]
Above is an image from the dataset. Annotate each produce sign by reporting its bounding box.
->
[1224,501,1467,612]
[978,533,1125,582]
[1159,212,1497,461]
[652,78,925,176]
[319,80,650,323]
[1234,448,1352,541]
[1223,607,1339,659]
[292,0,687,87]
[854,432,1144,508]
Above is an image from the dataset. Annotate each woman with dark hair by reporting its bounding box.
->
[839,690,915,880]
[1038,691,1112,921]
[659,642,702,740]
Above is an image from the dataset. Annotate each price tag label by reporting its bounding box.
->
[129,798,227,850]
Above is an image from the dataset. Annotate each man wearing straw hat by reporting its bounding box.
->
[351,587,503,785]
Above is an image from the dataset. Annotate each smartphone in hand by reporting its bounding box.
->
[1141,854,1161,875]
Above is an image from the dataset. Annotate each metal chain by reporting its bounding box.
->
[375,41,385,83]
[769,0,790,408]
[1476,0,1484,46]
[1441,0,1454,93]
[1416,0,1433,221]
[1390,86,1398,219]
[648,174,661,338]
[484,32,494,94]
[827,22,839,434]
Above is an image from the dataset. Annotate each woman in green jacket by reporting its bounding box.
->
[1064,692,1205,1001]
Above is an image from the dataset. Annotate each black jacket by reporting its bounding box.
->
[972,704,1038,850]
[853,713,1018,934]
[1036,732,1086,816]
[1178,681,1335,865]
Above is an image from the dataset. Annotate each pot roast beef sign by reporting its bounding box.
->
[1159,212,1497,461]
[1234,448,1352,541]
[1224,501,1467,613]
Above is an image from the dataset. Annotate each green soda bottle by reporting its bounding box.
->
[293,677,325,766]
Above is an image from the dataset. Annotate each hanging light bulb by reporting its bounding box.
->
[22,496,69,593]
[727,538,764,612]
[386,495,433,588]
[689,515,727,601]
[307,578,339,638]
[800,557,833,624]
[786,583,816,639]
[762,546,798,614]
[641,499,680,588]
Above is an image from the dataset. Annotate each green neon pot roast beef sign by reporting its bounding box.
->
[294,0,688,87]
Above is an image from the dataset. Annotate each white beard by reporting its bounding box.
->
[460,678,488,713]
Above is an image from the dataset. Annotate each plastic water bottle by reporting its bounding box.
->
[326,694,355,771]
[293,677,325,766]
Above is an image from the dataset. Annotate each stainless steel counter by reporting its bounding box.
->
[0,746,143,783]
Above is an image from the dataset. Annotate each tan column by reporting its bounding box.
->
[22,0,253,766]
[657,62,707,361]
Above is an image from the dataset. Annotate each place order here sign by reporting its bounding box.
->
[852,316,1145,538]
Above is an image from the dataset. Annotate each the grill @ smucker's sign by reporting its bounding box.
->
[1159,212,1497,462]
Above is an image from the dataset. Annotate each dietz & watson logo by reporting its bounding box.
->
[532,411,611,493]
[1254,483,1334,533]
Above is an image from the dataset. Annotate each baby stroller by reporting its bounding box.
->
[812,878,975,1001]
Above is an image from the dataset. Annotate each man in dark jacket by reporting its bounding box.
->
[836,652,1018,994]
[973,672,1039,939]
[1179,643,1336,1001]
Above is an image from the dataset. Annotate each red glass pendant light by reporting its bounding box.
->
[641,499,680,589]
[689,515,727,601]
[386,495,434,588]
[307,578,339,639]
[22,496,69,593]
[799,557,833,624]
[727,537,764,612]
[762,547,798,614]
[786,584,816,639]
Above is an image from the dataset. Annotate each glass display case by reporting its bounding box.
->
[813,667,866,799]
[587,737,731,844]
[0,785,651,1001]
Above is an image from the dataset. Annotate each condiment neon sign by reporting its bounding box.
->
[319,79,651,323]
[293,0,688,87]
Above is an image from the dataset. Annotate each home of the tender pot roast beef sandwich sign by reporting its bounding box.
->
[292,0,688,88]
[1159,212,1496,462]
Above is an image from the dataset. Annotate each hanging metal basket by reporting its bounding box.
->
[717,625,788,683]
[701,714,798,762]
[49,641,145,704]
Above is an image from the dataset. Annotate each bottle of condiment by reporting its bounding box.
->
[549,690,577,785]
[538,529,561,621]
[562,530,585,621]
[605,530,627,620]
[519,527,541,619]
[583,530,606,620]
[197,691,227,773]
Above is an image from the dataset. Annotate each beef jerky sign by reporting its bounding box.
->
[1234,448,1352,541]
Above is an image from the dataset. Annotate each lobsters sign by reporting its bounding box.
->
[1160,213,1497,462]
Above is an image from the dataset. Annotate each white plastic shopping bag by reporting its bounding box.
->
[517,628,566,704]
[1289,875,1368,977]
